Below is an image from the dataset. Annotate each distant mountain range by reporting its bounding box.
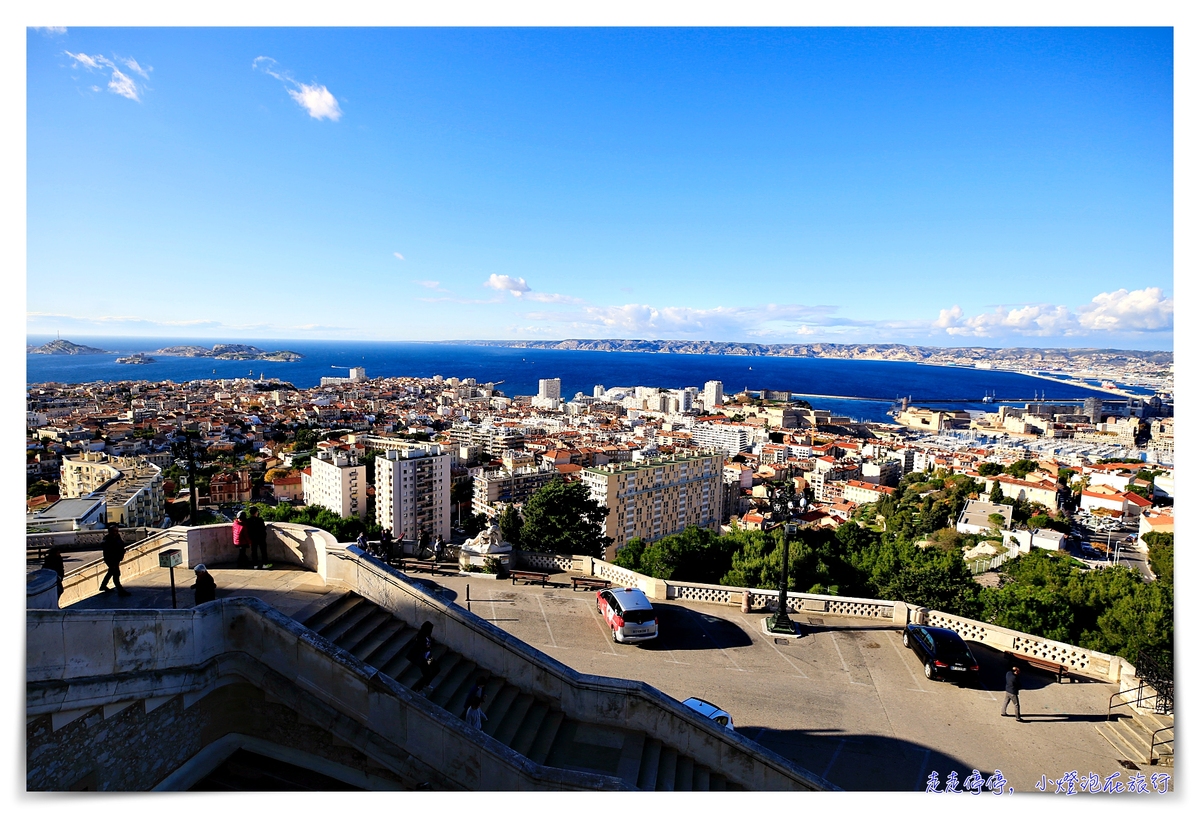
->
[455,339,1173,369]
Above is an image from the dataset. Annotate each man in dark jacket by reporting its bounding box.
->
[245,506,268,569]
[98,523,132,597]
[1002,665,1023,721]
[42,547,65,598]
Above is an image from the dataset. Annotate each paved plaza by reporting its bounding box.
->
[66,561,1155,792]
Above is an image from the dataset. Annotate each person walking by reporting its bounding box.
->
[380,528,393,561]
[356,531,368,553]
[232,511,250,568]
[42,546,65,598]
[192,564,217,605]
[464,693,487,731]
[245,506,268,570]
[1002,665,1023,722]
[462,676,488,718]
[407,621,439,696]
[98,522,132,596]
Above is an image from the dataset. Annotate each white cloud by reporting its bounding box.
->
[484,274,531,297]
[63,51,145,101]
[415,280,443,290]
[526,292,585,304]
[522,301,847,339]
[393,252,405,261]
[1077,287,1173,332]
[35,26,68,36]
[932,288,1172,339]
[108,68,140,101]
[254,56,342,121]
[120,57,151,79]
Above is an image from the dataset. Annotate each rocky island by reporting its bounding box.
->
[27,339,110,355]
[152,343,303,362]
[115,353,156,365]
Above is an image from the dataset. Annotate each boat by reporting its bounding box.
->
[981,390,994,404]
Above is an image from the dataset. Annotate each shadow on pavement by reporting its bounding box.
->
[739,726,983,792]
[640,602,754,651]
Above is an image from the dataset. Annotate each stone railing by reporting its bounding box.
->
[27,599,620,792]
[513,551,576,572]
[335,546,831,791]
[26,527,161,556]
[924,609,1127,682]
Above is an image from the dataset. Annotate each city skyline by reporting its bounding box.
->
[27,26,1174,349]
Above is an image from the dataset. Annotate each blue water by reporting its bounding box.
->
[26,336,1119,423]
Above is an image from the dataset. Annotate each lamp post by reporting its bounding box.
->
[766,483,798,635]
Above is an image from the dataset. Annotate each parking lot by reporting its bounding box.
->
[423,573,1143,792]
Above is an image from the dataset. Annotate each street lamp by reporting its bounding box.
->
[766,482,800,635]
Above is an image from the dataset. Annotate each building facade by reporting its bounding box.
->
[472,464,559,519]
[304,451,367,520]
[375,445,451,541]
[581,451,722,559]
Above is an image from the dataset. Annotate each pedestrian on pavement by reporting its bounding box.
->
[356,531,368,553]
[1002,665,1023,722]
[233,511,250,568]
[192,564,216,605]
[99,522,132,597]
[464,693,487,731]
[245,506,268,569]
[42,546,65,598]
[408,621,439,695]
[380,528,393,561]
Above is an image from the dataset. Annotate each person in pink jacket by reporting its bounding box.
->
[232,511,249,568]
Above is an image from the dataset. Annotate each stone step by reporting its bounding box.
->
[374,628,421,677]
[509,701,550,758]
[431,660,479,712]
[335,609,397,656]
[526,710,565,767]
[492,693,535,747]
[481,685,520,738]
[1096,721,1149,762]
[396,643,453,689]
[288,588,345,626]
[1132,708,1174,735]
[301,592,362,632]
[443,670,490,720]
[317,597,377,643]
[352,620,408,665]
[636,737,662,791]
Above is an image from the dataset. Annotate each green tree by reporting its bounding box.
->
[977,462,1003,477]
[1004,459,1039,479]
[519,478,613,557]
[989,480,1004,504]
[612,537,646,572]
[1147,540,1173,584]
[498,503,523,549]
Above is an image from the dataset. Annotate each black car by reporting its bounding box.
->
[902,624,980,683]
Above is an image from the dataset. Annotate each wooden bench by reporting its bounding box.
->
[1007,652,1078,683]
[510,569,550,587]
[571,576,611,592]
[401,559,443,575]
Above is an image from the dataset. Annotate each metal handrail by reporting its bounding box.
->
[1108,684,1149,719]
[1149,725,1174,760]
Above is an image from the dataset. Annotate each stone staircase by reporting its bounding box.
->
[297,592,743,790]
[1096,707,1174,767]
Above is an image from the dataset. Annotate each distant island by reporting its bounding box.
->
[153,344,303,362]
[115,353,156,365]
[454,339,1172,370]
[27,339,110,355]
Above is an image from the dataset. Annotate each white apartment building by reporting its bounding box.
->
[581,451,722,559]
[472,463,559,518]
[60,452,166,527]
[703,380,724,411]
[305,450,367,520]
[537,378,562,401]
[375,445,451,542]
[689,422,753,456]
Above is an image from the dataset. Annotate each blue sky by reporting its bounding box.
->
[26,26,1174,349]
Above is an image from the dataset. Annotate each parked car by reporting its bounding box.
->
[682,697,735,730]
[902,624,980,683]
[596,587,658,643]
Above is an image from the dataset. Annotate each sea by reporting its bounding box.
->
[26,336,1128,424]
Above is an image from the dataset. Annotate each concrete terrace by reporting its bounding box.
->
[67,560,1147,793]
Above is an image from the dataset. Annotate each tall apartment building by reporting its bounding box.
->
[375,445,451,542]
[471,463,559,518]
[305,451,367,520]
[537,378,562,401]
[703,380,724,411]
[581,451,722,559]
